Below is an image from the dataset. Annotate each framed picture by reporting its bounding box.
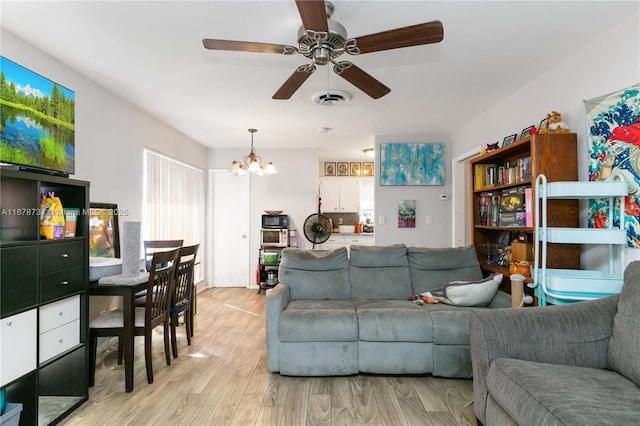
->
[380,143,445,186]
[324,162,336,176]
[503,134,517,146]
[520,125,536,139]
[350,162,361,176]
[362,162,374,176]
[538,117,549,133]
[337,162,349,176]
[398,200,416,228]
[89,203,121,258]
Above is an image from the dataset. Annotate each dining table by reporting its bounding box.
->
[89,271,149,393]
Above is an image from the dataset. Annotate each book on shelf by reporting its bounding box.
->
[525,186,533,227]
[474,156,532,190]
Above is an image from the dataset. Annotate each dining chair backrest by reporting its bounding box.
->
[172,244,200,309]
[146,248,180,326]
[144,239,183,272]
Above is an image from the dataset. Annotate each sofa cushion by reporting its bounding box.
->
[279,299,357,342]
[349,244,412,299]
[487,358,640,425]
[278,247,351,300]
[430,274,502,307]
[408,246,483,294]
[608,260,640,386]
[352,299,433,342]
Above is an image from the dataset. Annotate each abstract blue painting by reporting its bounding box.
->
[380,143,445,186]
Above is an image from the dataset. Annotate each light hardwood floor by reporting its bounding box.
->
[62,288,477,425]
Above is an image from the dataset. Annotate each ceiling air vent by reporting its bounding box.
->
[312,90,351,106]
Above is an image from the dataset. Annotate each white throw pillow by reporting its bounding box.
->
[429,274,503,307]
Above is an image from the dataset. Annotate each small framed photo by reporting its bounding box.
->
[336,162,349,176]
[538,117,549,133]
[324,162,336,176]
[350,162,361,176]
[520,125,536,139]
[362,162,374,176]
[503,134,517,146]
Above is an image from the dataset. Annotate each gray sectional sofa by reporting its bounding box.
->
[470,260,640,426]
[265,244,510,378]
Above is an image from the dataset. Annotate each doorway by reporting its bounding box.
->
[451,146,481,247]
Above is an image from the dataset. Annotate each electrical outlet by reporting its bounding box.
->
[425,215,432,225]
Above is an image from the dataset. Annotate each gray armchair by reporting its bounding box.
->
[470,261,640,425]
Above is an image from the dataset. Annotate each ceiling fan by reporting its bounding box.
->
[202,0,443,100]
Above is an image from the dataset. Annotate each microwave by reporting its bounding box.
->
[260,228,289,247]
[261,214,288,229]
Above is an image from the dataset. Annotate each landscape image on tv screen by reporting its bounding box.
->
[0,56,75,175]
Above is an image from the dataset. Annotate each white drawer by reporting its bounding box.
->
[1,309,37,386]
[39,295,80,334]
[345,237,374,245]
[39,319,80,364]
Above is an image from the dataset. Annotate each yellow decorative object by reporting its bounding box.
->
[40,192,65,239]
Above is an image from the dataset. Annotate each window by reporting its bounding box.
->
[143,149,204,282]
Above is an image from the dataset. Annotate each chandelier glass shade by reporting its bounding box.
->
[230,129,277,176]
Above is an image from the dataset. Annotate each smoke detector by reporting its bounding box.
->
[312,90,351,106]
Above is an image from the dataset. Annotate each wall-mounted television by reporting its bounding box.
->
[0,56,75,177]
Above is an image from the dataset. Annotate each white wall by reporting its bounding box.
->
[373,134,453,247]
[451,13,640,270]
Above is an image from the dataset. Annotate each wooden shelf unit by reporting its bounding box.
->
[469,133,580,295]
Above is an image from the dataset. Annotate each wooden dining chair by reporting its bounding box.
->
[143,239,183,272]
[89,248,180,387]
[170,244,199,358]
[134,239,184,307]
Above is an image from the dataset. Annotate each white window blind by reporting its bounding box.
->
[143,149,204,281]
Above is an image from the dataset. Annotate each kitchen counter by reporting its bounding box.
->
[331,232,374,237]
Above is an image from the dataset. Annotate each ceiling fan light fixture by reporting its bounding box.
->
[230,129,277,176]
[363,148,375,157]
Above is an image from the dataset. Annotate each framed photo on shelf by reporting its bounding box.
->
[503,134,517,146]
[88,202,121,258]
[350,162,361,176]
[336,162,349,176]
[324,162,336,176]
[538,117,549,133]
[362,161,374,176]
[520,125,536,139]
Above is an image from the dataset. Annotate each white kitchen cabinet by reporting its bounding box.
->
[320,177,361,212]
[1,309,37,386]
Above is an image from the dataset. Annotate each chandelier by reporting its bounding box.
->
[230,128,277,176]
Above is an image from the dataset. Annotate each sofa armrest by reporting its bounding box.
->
[470,295,618,424]
[265,284,290,372]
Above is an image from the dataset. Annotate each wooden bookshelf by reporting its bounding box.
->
[469,133,580,296]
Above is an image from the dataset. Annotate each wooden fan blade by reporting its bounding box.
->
[272,64,316,100]
[352,21,444,54]
[295,0,328,32]
[202,39,288,54]
[333,62,390,99]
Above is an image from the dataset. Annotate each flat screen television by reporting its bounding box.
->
[0,56,75,176]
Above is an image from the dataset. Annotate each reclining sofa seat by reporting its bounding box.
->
[268,247,356,376]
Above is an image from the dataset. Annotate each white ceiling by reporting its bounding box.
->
[1,1,636,159]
